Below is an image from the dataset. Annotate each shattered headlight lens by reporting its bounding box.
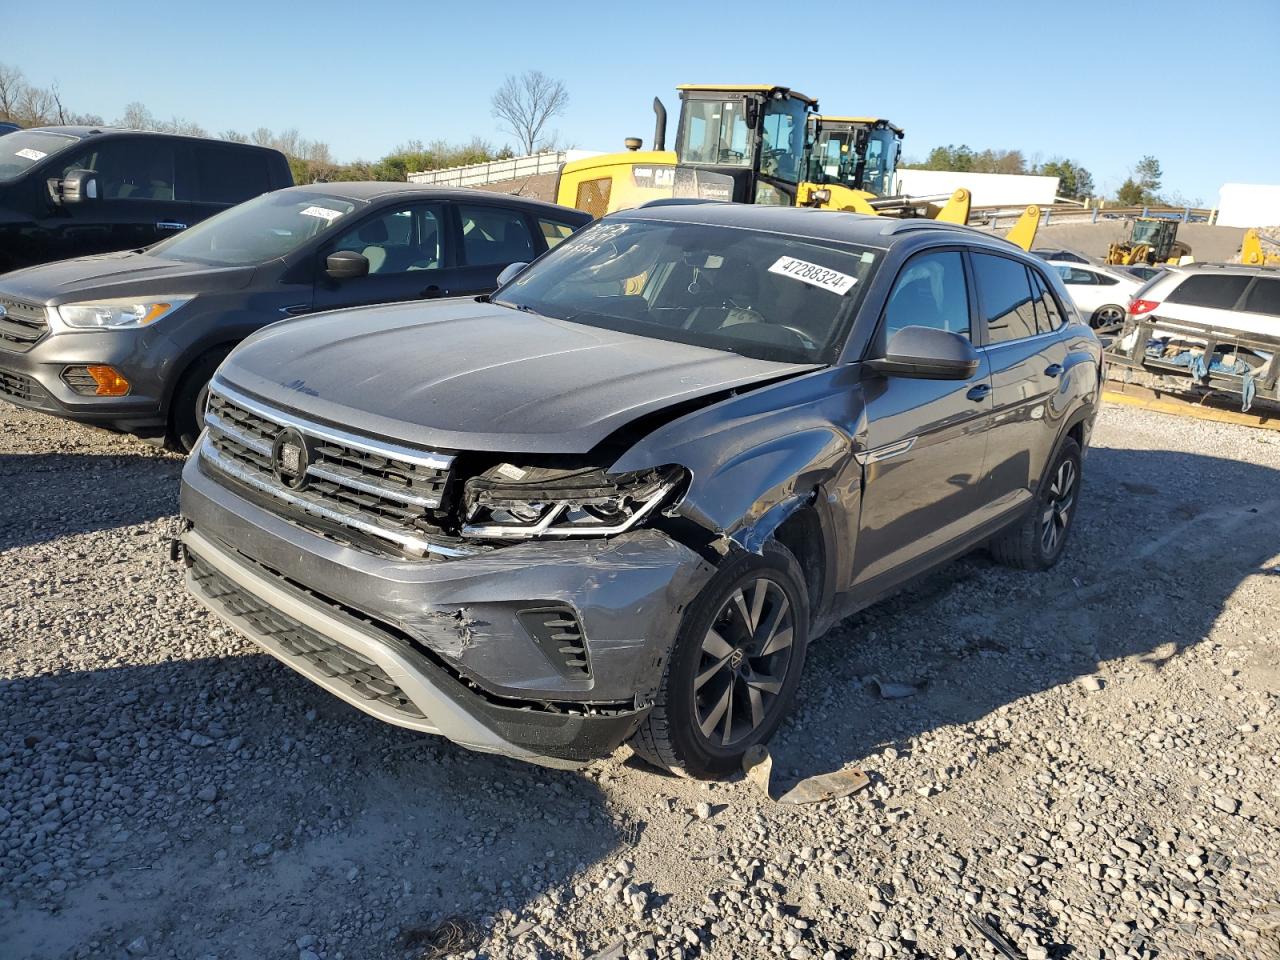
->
[57,298,191,329]
[461,464,683,540]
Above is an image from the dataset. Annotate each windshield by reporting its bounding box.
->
[862,128,899,197]
[758,98,808,183]
[147,190,359,266]
[679,99,751,167]
[0,130,79,182]
[494,219,880,364]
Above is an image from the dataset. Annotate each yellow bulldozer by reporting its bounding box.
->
[555,84,1041,249]
[1240,228,1280,266]
[1104,217,1192,266]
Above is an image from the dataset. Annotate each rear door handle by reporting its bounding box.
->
[1045,364,1064,378]
[966,383,991,402]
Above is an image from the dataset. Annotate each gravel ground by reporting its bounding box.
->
[1,400,1278,960]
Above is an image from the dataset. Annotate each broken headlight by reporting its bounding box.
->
[461,464,683,540]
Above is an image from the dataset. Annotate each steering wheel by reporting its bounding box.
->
[774,324,819,350]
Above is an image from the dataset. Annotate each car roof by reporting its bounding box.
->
[1166,261,1280,278]
[610,201,1020,251]
[282,181,589,215]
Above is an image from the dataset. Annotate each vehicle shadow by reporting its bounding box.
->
[766,444,1280,786]
[0,451,181,551]
[0,652,620,960]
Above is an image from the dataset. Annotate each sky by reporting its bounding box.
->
[5,0,1278,204]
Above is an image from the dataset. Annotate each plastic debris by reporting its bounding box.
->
[742,744,870,805]
[867,675,921,699]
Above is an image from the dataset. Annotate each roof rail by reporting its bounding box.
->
[637,197,720,209]
[877,218,1020,248]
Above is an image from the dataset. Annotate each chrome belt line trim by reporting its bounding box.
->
[854,436,917,466]
[199,435,474,559]
[210,379,455,471]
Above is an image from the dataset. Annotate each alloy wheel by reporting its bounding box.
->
[693,576,795,748]
[1095,305,1125,328]
[1040,458,1077,556]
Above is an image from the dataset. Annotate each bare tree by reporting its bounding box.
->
[0,64,25,120]
[490,70,569,155]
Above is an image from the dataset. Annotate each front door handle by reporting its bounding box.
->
[1045,363,1064,378]
[421,285,445,299]
[966,383,991,402]
[156,221,187,231]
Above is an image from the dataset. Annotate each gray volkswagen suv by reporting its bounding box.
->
[177,203,1102,778]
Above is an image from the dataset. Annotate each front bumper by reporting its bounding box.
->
[180,452,715,765]
[0,330,167,433]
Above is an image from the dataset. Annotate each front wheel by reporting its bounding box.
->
[167,350,231,454]
[630,543,810,778]
[990,436,1082,571]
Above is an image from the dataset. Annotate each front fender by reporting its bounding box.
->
[609,365,862,545]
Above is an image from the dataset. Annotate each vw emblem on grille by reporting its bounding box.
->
[272,428,310,490]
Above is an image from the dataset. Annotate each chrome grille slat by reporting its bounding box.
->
[0,297,49,352]
[201,382,467,560]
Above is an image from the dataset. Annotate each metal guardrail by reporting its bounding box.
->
[970,203,1219,229]
[407,151,568,188]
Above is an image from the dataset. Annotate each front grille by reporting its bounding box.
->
[201,384,467,559]
[0,368,39,403]
[189,551,425,719]
[0,297,49,352]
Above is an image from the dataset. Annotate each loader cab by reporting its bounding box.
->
[673,85,815,207]
[1128,218,1177,261]
[805,117,903,199]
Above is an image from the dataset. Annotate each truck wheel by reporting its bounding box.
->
[990,436,1082,571]
[167,350,230,454]
[630,542,809,779]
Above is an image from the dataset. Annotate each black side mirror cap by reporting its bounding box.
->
[59,169,99,205]
[325,250,369,280]
[865,325,980,380]
[495,261,529,288]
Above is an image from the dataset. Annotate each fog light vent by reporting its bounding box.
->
[518,605,591,679]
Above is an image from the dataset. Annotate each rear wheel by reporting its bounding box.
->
[167,350,231,454]
[630,542,809,778]
[990,436,1082,571]
[1091,304,1126,330]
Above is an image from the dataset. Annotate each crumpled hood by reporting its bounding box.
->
[0,250,255,304]
[218,298,818,454]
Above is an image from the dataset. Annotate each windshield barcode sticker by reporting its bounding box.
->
[15,148,47,161]
[768,256,857,295]
[299,205,343,222]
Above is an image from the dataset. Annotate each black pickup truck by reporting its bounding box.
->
[0,126,292,272]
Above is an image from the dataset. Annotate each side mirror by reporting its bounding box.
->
[495,261,528,287]
[60,169,99,205]
[865,325,980,380]
[325,250,369,280]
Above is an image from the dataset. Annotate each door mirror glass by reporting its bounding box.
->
[496,261,528,287]
[326,250,369,280]
[866,325,980,380]
[60,169,99,204]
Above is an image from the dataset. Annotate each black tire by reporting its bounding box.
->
[1090,304,1126,330]
[167,350,230,454]
[990,436,1082,571]
[630,541,810,779]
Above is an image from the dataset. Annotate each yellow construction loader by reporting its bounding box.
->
[1240,228,1280,266]
[554,84,1043,250]
[1105,217,1192,265]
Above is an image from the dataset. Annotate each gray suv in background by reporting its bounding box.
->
[177,203,1102,778]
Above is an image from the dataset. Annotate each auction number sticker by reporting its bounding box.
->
[768,256,857,295]
[15,148,47,161]
[299,205,344,222]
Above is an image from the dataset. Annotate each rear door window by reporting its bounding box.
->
[1166,274,1251,309]
[1030,269,1066,333]
[459,204,536,266]
[972,253,1038,343]
[1242,278,1280,317]
[538,217,578,250]
[1056,266,1095,285]
[193,145,272,204]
